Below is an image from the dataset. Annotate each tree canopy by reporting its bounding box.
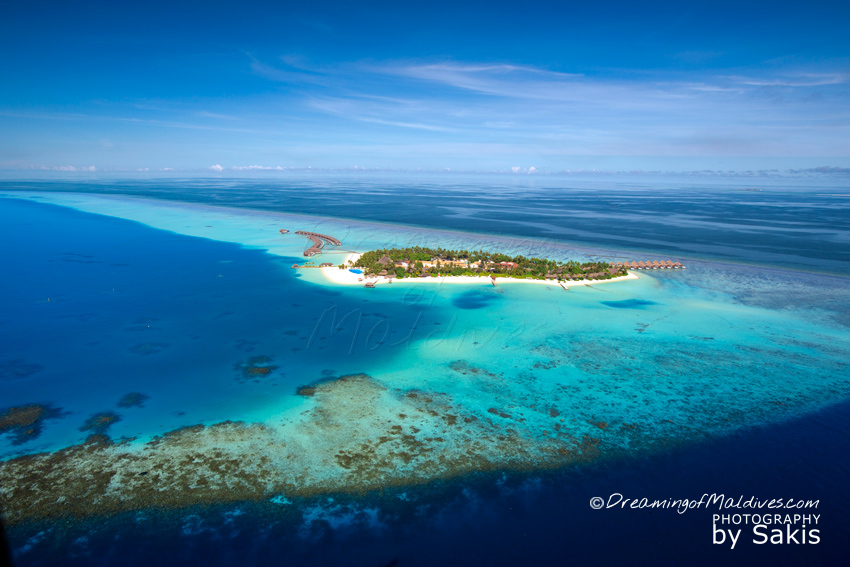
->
[352,247,627,281]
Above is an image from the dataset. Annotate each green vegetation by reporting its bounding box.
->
[353,247,627,281]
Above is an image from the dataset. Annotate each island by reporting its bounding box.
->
[353,247,627,281]
[315,247,659,288]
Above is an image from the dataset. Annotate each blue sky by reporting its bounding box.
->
[1,0,849,175]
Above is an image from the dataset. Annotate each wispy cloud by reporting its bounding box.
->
[726,72,850,88]
[393,62,582,79]
[248,54,330,86]
[196,111,239,120]
[374,62,593,101]
[0,109,274,136]
[307,96,458,132]
[352,116,456,132]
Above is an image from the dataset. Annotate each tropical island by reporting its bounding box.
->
[347,247,629,282]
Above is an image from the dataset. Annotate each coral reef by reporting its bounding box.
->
[0,373,634,524]
[296,385,317,397]
[0,404,65,445]
[3,339,847,526]
[234,356,279,382]
[79,412,121,436]
[117,393,150,408]
[449,360,501,379]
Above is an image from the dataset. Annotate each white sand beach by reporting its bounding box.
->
[318,252,639,288]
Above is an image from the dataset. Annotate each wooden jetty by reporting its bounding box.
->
[613,260,685,270]
[294,231,342,257]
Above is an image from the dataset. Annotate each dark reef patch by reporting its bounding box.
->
[79,412,121,435]
[296,385,317,397]
[234,355,279,382]
[487,408,511,419]
[117,392,150,408]
[0,359,43,381]
[449,360,502,379]
[601,299,658,309]
[451,289,501,310]
[0,403,66,445]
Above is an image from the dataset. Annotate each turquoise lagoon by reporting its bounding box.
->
[1,184,849,565]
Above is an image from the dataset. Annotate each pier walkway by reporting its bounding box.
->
[615,260,685,270]
[294,231,342,257]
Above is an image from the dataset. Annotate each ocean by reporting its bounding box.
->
[0,176,848,566]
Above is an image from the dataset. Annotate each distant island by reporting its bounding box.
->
[350,247,627,282]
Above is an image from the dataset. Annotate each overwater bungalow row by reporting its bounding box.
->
[613,261,686,270]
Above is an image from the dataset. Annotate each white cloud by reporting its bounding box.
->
[231,165,287,171]
[28,164,97,172]
[210,164,224,172]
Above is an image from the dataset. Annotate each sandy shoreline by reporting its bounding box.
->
[318,252,639,288]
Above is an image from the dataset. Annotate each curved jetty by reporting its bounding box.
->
[294,231,342,257]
